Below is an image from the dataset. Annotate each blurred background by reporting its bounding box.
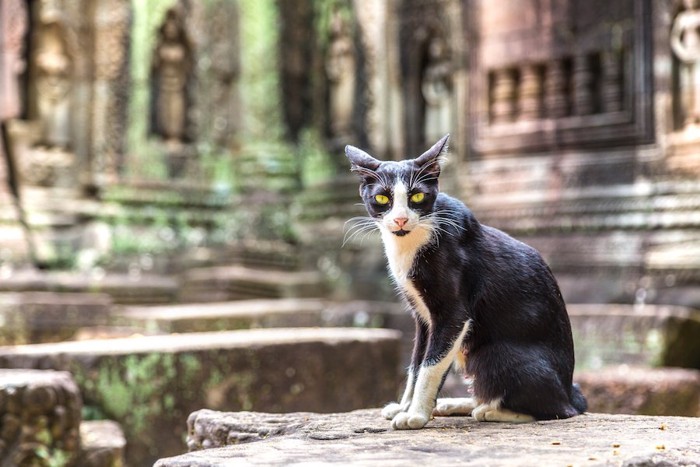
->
[0,0,699,465]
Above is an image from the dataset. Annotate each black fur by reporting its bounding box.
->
[346,135,587,421]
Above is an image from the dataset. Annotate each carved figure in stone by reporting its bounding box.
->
[0,0,28,120]
[326,9,356,139]
[34,16,72,149]
[671,0,700,125]
[151,7,192,143]
[421,36,452,142]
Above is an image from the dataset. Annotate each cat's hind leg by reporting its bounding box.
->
[472,400,535,423]
[433,397,477,416]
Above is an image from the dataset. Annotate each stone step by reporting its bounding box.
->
[0,328,401,466]
[116,298,405,335]
[0,269,179,304]
[0,291,112,345]
[180,265,327,302]
[568,304,700,370]
[576,365,700,417]
[154,409,700,466]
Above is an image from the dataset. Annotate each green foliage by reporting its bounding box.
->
[127,0,177,180]
[75,353,178,437]
[298,128,336,186]
[239,0,284,141]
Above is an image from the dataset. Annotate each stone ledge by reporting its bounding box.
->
[576,365,700,416]
[155,409,700,467]
[0,328,401,466]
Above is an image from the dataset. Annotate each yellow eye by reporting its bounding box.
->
[410,192,425,203]
[374,194,390,205]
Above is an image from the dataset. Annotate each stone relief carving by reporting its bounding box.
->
[326,8,356,140]
[151,7,193,144]
[421,35,452,143]
[671,0,700,126]
[34,12,73,150]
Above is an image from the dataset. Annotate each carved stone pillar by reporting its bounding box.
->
[601,50,623,113]
[91,0,130,185]
[572,54,594,116]
[519,64,542,120]
[544,59,569,119]
[491,68,517,123]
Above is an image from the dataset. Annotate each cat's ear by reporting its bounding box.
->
[345,145,381,179]
[414,133,449,177]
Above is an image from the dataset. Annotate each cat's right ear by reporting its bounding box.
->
[345,145,381,180]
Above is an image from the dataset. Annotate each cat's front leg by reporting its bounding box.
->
[392,319,471,430]
[381,368,415,419]
[383,317,429,420]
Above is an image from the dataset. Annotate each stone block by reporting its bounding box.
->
[0,369,82,466]
[79,420,126,467]
[155,409,700,466]
[576,366,700,417]
[0,328,401,466]
[0,292,112,345]
[568,304,700,370]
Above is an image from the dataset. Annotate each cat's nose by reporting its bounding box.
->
[394,217,408,228]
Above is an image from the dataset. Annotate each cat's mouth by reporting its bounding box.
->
[393,229,411,237]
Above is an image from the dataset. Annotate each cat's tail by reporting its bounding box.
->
[570,383,588,414]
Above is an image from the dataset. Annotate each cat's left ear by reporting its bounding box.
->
[345,145,381,179]
[414,133,449,178]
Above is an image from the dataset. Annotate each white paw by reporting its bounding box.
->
[381,402,407,420]
[433,397,476,417]
[391,411,430,430]
[472,403,534,423]
[471,403,491,422]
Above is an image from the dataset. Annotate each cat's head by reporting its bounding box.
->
[345,134,449,238]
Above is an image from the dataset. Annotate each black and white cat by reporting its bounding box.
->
[345,134,587,430]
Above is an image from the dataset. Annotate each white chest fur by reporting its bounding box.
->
[381,227,433,325]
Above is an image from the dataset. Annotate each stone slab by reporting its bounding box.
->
[155,409,700,467]
[0,292,113,345]
[576,366,700,417]
[568,304,700,370]
[0,369,82,466]
[0,328,401,466]
[79,420,126,467]
[117,298,406,334]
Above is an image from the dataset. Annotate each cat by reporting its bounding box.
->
[345,134,587,430]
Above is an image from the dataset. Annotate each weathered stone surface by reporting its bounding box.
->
[0,369,82,466]
[0,269,178,304]
[155,409,700,467]
[0,292,112,345]
[180,265,326,302]
[569,304,700,370]
[0,328,401,466]
[79,420,126,467]
[576,366,700,417]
